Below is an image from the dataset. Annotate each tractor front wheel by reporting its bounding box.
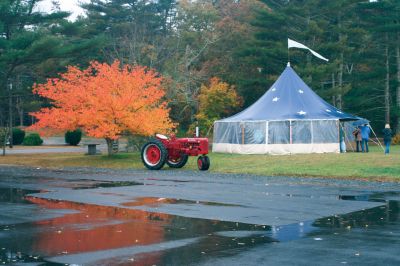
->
[197,155,210,171]
[167,154,189,168]
[141,139,167,170]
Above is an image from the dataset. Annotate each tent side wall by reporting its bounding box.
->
[212,143,340,154]
[213,120,340,155]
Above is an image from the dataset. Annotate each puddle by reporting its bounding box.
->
[69,180,143,190]
[0,175,142,190]
[338,191,400,203]
[314,200,399,229]
[0,187,41,204]
[145,178,192,183]
[121,197,245,208]
[0,185,399,265]
[0,192,270,265]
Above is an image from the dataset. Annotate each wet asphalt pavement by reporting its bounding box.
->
[0,165,399,265]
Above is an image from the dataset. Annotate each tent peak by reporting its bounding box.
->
[287,62,291,67]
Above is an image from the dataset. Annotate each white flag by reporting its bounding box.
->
[288,38,329,62]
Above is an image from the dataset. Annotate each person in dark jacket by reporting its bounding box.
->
[383,124,393,154]
[360,124,371,152]
[352,127,362,152]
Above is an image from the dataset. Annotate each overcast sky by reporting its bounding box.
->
[35,0,380,20]
[36,0,89,20]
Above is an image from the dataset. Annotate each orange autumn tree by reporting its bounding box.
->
[29,60,174,155]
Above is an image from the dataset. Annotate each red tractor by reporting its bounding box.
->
[141,134,210,171]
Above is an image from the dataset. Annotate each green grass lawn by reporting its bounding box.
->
[208,146,400,180]
[0,146,399,181]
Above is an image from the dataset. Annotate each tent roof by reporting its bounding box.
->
[219,64,359,122]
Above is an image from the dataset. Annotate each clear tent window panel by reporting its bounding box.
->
[268,121,290,144]
[343,121,356,141]
[213,122,242,144]
[243,121,266,144]
[292,120,312,144]
[312,120,339,143]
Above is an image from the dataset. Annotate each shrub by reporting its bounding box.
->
[65,129,82,146]
[23,133,43,146]
[126,135,149,152]
[392,134,400,145]
[12,128,25,145]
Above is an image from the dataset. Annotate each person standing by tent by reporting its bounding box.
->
[352,126,362,152]
[382,124,393,154]
[360,124,371,152]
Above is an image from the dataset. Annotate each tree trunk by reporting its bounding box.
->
[8,84,13,148]
[338,52,344,110]
[1,128,8,156]
[2,137,5,156]
[19,110,23,127]
[106,138,113,156]
[385,33,390,124]
[332,73,336,107]
[184,44,195,124]
[16,96,24,127]
[337,12,343,110]
[396,32,400,133]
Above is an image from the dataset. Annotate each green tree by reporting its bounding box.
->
[165,0,261,132]
[0,0,102,128]
[0,0,63,126]
[201,0,262,105]
[166,0,220,130]
[236,0,287,106]
[355,0,400,131]
[80,0,177,67]
[236,0,334,106]
[194,77,242,136]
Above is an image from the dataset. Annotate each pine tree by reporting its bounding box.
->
[237,0,331,106]
[0,0,66,126]
[80,0,177,67]
[356,0,400,130]
[0,0,102,127]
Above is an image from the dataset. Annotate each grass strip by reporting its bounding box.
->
[0,146,399,181]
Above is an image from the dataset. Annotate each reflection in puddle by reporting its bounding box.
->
[0,175,142,190]
[145,178,192,183]
[0,187,41,204]
[314,201,399,229]
[0,189,270,265]
[339,191,400,202]
[122,197,245,208]
[0,186,399,265]
[69,180,143,190]
[26,197,170,252]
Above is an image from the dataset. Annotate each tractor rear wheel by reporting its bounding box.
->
[197,155,210,171]
[167,154,189,168]
[141,139,167,170]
